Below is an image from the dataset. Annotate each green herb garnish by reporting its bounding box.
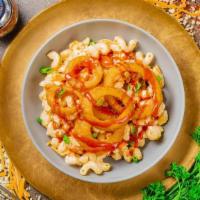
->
[165,162,190,180]
[130,123,136,134]
[39,66,53,74]
[135,82,141,92]
[96,97,104,106]
[89,39,96,46]
[156,75,162,83]
[92,132,98,139]
[142,126,200,200]
[57,89,65,97]
[63,135,70,144]
[127,84,132,91]
[36,117,42,124]
[132,156,140,163]
[192,126,200,145]
[164,162,191,200]
[142,182,165,200]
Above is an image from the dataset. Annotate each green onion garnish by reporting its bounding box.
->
[156,75,162,83]
[130,123,136,134]
[135,82,142,92]
[92,132,98,139]
[127,84,132,91]
[132,156,140,163]
[96,97,104,106]
[89,39,96,46]
[36,117,42,124]
[39,66,52,74]
[63,135,70,144]
[57,89,65,97]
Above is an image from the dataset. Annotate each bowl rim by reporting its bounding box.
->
[21,18,185,183]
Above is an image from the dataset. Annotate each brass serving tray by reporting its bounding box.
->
[0,0,199,199]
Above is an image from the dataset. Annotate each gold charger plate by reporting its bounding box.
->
[0,0,200,199]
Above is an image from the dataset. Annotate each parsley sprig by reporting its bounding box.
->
[165,163,190,180]
[142,154,200,200]
[192,126,200,145]
[142,182,165,200]
[165,154,200,200]
[142,126,200,200]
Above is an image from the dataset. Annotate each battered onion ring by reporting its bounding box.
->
[81,87,134,130]
[103,67,121,86]
[73,120,125,152]
[103,67,124,113]
[46,85,81,119]
[134,100,155,119]
[74,120,92,138]
[93,106,117,120]
[105,96,124,113]
[100,125,125,143]
[126,63,163,119]
[66,56,103,89]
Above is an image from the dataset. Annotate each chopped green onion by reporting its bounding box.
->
[92,132,98,139]
[57,89,65,97]
[89,39,96,46]
[63,135,70,144]
[127,84,132,91]
[96,97,104,106]
[130,123,136,134]
[135,82,142,92]
[132,156,140,163]
[36,117,42,124]
[39,66,52,74]
[156,75,162,83]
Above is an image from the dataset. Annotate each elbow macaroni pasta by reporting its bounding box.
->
[38,36,168,175]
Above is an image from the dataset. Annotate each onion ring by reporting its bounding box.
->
[81,87,134,130]
[126,63,163,118]
[65,56,103,89]
[46,85,81,119]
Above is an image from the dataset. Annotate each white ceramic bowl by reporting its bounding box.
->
[22,19,185,183]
